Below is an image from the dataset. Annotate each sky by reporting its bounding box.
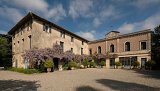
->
[0,0,160,41]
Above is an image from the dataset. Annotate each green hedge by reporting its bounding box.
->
[9,67,39,74]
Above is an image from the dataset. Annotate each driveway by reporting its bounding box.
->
[0,68,160,91]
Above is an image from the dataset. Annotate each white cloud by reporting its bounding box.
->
[3,0,66,22]
[113,13,160,34]
[131,0,160,8]
[99,5,115,18]
[4,0,48,12]
[93,5,117,27]
[93,18,102,27]
[0,6,23,23]
[76,30,96,41]
[113,23,134,34]
[0,30,7,34]
[46,4,66,21]
[69,0,93,19]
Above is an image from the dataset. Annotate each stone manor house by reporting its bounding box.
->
[8,12,152,69]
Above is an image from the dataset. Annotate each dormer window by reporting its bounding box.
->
[43,24,51,33]
[82,41,84,45]
[71,37,74,42]
[60,31,65,38]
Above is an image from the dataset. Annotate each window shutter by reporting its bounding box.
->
[49,26,51,33]
[43,23,45,31]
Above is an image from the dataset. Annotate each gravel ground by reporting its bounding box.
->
[0,68,160,91]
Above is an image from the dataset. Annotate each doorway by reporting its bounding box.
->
[53,58,59,70]
[141,58,147,68]
[110,58,115,69]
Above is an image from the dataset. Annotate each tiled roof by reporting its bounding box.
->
[8,12,89,42]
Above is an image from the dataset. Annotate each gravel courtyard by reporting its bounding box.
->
[0,68,160,91]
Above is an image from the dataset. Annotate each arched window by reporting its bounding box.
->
[98,46,101,54]
[110,44,114,52]
[125,42,130,51]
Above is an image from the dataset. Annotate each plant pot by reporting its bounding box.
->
[84,66,87,68]
[59,65,63,71]
[71,67,74,70]
[47,68,51,72]
[102,66,106,68]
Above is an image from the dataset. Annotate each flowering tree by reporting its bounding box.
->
[63,50,75,61]
[22,44,64,68]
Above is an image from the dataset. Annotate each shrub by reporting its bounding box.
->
[39,62,45,72]
[82,59,90,67]
[9,67,39,74]
[115,62,122,66]
[68,61,77,68]
[132,61,140,68]
[63,63,69,70]
[145,60,156,70]
[44,59,54,68]
[100,61,106,66]
[90,61,96,68]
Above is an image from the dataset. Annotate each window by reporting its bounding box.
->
[98,46,101,54]
[71,48,73,52]
[28,35,31,49]
[82,41,84,45]
[43,24,51,33]
[18,41,20,52]
[60,31,65,38]
[22,39,24,52]
[71,37,74,42]
[81,48,83,55]
[60,41,64,52]
[89,49,92,55]
[125,42,130,51]
[141,41,147,50]
[110,44,114,52]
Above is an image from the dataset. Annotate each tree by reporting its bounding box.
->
[145,60,156,70]
[152,25,160,69]
[0,35,12,68]
[155,25,160,34]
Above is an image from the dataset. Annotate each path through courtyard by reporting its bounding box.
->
[0,68,160,91]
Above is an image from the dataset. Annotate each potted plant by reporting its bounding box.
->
[100,61,106,68]
[132,61,140,69]
[90,61,96,68]
[68,61,77,70]
[82,59,90,68]
[115,61,122,69]
[44,59,54,72]
[145,60,155,70]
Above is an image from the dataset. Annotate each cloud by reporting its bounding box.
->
[93,18,102,27]
[46,4,66,21]
[0,6,23,23]
[113,13,160,34]
[93,5,117,27]
[76,30,96,41]
[69,0,93,19]
[4,0,48,12]
[3,0,66,22]
[0,30,7,34]
[131,0,160,8]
